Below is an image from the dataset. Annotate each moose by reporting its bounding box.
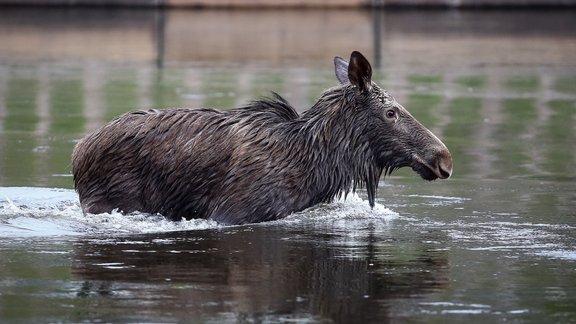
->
[72,51,452,225]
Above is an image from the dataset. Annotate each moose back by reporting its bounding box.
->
[72,51,452,225]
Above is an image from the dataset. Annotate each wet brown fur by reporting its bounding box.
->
[72,52,452,225]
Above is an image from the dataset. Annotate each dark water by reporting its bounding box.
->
[1,8,575,323]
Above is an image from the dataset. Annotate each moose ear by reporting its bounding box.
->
[334,56,349,85]
[347,51,372,92]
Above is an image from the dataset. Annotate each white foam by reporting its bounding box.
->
[76,211,221,235]
[0,187,88,237]
[0,187,396,237]
[0,187,221,236]
[283,193,398,224]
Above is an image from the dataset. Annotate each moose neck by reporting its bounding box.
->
[296,86,382,208]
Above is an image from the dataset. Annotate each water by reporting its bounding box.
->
[1,7,576,323]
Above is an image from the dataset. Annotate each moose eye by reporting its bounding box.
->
[385,109,396,119]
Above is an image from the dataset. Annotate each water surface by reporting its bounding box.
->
[0,8,575,323]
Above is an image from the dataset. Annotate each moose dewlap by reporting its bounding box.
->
[72,51,452,225]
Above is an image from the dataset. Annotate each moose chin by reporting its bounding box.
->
[72,51,452,225]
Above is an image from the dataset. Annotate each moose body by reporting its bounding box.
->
[72,51,452,225]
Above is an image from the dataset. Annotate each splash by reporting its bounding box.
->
[0,187,396,238]
[285,192,398,223]
[0,187,222,236]
[0,187,86,237]
[78,211,222,234]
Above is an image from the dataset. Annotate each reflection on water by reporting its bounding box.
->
[71,227,448,323]
[2,62,575,186]
[0,7,575,324]
[1,9,575,187]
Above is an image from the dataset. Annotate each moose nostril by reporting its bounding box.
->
[439,166,451,179]
[438,157,453,179]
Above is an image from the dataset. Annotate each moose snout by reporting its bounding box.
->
[411,148,453,181]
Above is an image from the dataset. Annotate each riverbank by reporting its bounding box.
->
[1,0,575,8]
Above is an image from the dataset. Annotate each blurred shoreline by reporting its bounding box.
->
[1,9,574,67]
[0,0,575,9]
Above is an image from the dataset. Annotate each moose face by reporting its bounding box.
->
[335,51,453,181]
